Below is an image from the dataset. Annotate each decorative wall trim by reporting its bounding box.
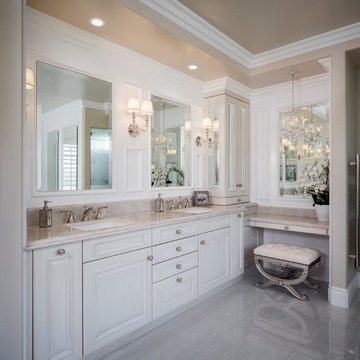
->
[203,77,252,100]
[328,272,360,308]
[139,1,360,69]
[124,148,143,192]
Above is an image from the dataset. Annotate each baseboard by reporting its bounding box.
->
[328,272,360,308]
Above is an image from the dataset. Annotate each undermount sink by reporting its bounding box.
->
[174,207,214,215]
[69,220,129,231]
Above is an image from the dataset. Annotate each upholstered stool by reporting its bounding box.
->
[254,243,321,301]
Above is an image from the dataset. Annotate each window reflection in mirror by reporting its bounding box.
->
[279,103,329,197]
[151,95,191,187]
[36,61,112,191]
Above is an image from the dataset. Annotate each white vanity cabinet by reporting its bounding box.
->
[83,247,152,355]
[199,227,231,295]
[230,212,244,278]
[33,242,82,360]
[205,93,250,205]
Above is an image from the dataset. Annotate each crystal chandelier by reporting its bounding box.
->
[155,104,173,154]
[280,71,303,145]
[303,105,321,146]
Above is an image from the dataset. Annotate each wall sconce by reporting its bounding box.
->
[128,98,153,137]
[26,67,34,90]
[196,117,216,147]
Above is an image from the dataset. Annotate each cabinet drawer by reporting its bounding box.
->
[153,268,198,319]
[211,195,250,205]
[152,221,197,245]
[153,236,198,264]
[198,214,230,233]
[153,252,198,283]
[83,229,151,262]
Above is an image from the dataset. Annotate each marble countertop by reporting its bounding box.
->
[246,213,329,230]
[26,205,250,250]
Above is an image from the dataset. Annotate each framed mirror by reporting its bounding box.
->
[36,61,113,192]
[151,95,191,188]
[279,103,329,197]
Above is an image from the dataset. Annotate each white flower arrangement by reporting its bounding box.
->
[297,154,329,205]
[151,164,168,187]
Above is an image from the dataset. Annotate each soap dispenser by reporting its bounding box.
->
[39,200,52,228]
[155,193,164,213]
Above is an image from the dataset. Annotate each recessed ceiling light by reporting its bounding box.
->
[89,17,105,27]
[187,64,198,70]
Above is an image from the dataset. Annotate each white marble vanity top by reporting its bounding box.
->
[247,213,328,228]
[26,205,249,250]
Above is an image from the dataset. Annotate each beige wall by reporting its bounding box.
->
[0,0,23,359]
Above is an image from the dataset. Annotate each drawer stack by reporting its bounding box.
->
[152,221,198,318]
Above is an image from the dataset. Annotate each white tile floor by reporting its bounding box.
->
[103,268,360,360]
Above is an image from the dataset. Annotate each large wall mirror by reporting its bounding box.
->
[36,61,113,192]
[151,95,191,188]
[279,103,329,197]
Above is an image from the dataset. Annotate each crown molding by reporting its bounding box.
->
[139,0,253,68]
[252,73,328,99]
[251,22,360,68]
[139,1,360,70]
[203,77,252,100]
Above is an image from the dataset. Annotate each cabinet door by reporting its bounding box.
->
[83,248,152,355]
[199,227,231,295]
[33,243,82,360]
[230,212,244,279]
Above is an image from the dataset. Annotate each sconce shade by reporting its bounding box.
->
[141,100,153,115]
[26,67,34,90]
[202,117,212,129]
[185,120,191,131]
[213,120,219,131]
[128,98,140,113]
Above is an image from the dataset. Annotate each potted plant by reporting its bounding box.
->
[298,154,329,221]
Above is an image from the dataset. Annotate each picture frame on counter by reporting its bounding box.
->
[193,191,210,207]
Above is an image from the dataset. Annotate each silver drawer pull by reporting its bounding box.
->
[176,264,182,269]
[57,249,65,255]
[147,255,153,261]
[237,213,242,218]
[176,277,182,283]
[176,229,182,235]
[284,226,289,230]
[176,246,182,252]
[200,240,206,245]
[236,184,243,188]
[237,198,242,202]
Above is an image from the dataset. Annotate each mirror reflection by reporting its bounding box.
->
[279,103,329,197]
[151,95,191,187]
[36,61,112,191]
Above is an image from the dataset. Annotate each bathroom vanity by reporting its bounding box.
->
[27,206,249,360]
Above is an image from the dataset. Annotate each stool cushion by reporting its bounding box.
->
[254,242,321,265]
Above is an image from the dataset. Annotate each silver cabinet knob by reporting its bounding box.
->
[237,213,242,218]
[200,240,206,245]
[176,246,182,252]
[176,229,182,235]
[57,249,65,255]
[176,278,182,283]
[284,226,289,230]
[147,255,153,261]
[176,264,182,269]
[237,198,242,202]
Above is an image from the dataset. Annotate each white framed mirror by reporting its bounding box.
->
[279,102,329,198]
[151,95,192,188]
[35,61,113,192]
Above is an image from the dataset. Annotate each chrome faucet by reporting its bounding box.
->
[184,198,192,208]
[167,200,176,210]
[60,210,76,223]
[81,206,96,221]
[95,206,108,220]
[176,197,183,209]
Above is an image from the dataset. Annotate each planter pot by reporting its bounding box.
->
[315,204,329,222]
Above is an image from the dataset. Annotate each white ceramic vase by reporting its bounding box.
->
[315,204,329,222]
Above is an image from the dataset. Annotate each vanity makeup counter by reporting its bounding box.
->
[26,204,256,250]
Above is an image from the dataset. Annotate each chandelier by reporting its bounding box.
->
[155,104,174,155]
[303,105,321,146]
[280,71,303,145]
